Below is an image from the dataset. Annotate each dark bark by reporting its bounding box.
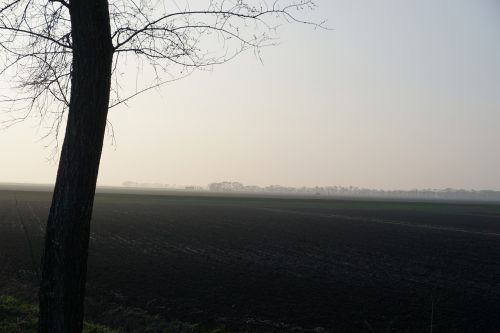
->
[38,0,113,332]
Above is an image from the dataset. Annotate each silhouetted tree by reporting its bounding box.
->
[0,1,322,332]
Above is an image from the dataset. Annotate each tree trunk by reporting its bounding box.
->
[38,0,113,332]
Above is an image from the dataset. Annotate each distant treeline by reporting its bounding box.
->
[121,180,500,201]
[207,181,500,201]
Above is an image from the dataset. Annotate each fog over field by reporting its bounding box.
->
[1,1,499,333]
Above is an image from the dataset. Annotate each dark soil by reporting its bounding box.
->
[1,189,499,332]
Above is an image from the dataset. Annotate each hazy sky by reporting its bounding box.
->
[1,0,500,190]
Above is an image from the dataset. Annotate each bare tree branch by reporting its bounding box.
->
[1,0,323,145]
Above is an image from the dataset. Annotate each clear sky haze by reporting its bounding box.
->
[1,0,499,190]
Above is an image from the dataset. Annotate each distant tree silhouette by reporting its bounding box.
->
[0,1,322,332]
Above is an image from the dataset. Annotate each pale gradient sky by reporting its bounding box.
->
[1,0,500,190]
